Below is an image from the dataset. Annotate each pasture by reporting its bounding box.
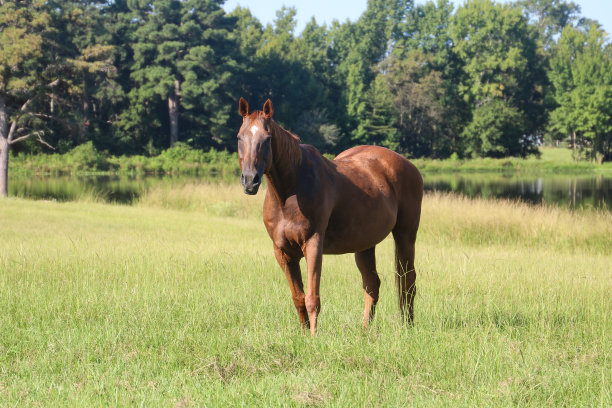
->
[1,185,611,406]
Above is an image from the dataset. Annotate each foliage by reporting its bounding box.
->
[1,0,611,175]
[118,0,239,150]
[548,24,612,162]
[11,142,239,176]
[450,0,547,157]
[461,99,535,158]
[379,51,452,157]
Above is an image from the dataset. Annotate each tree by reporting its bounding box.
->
[331,0,412,146]
[45,0,119,151]
[379,51,451,157]
[450,0,547,157]
[0,0,52,197]
[519,0,581,49]
[231,7,339,149]
[386,0,462,157]
[123,0,239,149]
[549,24,612,162]
[462,99,533,157]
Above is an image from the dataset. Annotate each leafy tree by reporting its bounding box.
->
[387,0,462,157]
[231,7,339,150]
[379,51,451,157]
[462,99,534,157]
[450,0,547,157]
[331,0,413,146]
[518,0,581,49]
[549,24,612,162]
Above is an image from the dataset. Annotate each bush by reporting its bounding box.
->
[64,142,110,171]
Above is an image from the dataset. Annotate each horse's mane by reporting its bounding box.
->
[250,111,302,171]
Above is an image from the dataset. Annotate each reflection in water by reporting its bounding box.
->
[423,174,611,210]
[9,174,234,205]
[8,173,612,210]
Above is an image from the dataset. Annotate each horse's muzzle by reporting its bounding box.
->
[241,171,261,195]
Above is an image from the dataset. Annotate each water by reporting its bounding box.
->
[423,173,611,210]
[7,173,612,210]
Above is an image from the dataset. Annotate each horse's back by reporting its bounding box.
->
[334,145,423,201]
[322,146,422,254]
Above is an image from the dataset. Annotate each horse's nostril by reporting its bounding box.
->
[241,174,246,185]
[253,174,260,185]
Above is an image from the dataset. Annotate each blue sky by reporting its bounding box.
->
[222,0,612,36]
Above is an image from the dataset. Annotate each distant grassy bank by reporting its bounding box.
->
[1,188,610,406]
[9,144,612,176]
[412,147,612,174]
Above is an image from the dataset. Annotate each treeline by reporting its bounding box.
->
[1,0,611,164]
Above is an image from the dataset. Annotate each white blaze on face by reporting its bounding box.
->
[250,125,259,135]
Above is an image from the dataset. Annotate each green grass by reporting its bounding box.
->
[1,188,611,406]
[412,147,612,174]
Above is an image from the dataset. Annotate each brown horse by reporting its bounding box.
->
[237,98,423,335]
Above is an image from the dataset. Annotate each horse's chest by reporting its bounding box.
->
[265,216,312,253]
[263,203,316,255]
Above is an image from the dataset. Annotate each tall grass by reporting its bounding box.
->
[1,188,610,406]
[137,181,264,218]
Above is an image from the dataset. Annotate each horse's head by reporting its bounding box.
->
[237,98,274,195]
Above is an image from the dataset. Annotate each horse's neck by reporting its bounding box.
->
[265,122,302,203]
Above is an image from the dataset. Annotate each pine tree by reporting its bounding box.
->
[124,0,239,149]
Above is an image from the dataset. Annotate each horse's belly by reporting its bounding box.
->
[323,200,397,254]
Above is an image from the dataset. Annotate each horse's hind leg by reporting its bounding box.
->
[355,247,381,328]
[392,229,417,324]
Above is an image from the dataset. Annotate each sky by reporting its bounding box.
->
[222,0,612,36]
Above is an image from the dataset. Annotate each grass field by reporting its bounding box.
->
[1,185,611,406]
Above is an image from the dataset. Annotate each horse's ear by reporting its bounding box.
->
[239,97,249,118]
[263,99,274,119]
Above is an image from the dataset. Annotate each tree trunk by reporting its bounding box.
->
[0,93,9,197]
[0,137,8,198]
[168,79,180,147]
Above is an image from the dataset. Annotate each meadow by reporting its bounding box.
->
[1,184,611,406]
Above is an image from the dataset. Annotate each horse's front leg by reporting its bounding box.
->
[303,234,323,336]
[273,245,309,329]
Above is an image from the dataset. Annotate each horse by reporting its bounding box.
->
[236,98,423,335]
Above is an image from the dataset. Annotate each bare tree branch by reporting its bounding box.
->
[9,131,43,145]
[36,133,55,150]
[7,98,33,142]
[9,131,55,151]
[23,112,54,120]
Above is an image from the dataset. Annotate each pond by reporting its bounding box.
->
[7,173,612,211]
[423,173,611,210]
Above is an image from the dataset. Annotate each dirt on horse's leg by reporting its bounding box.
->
[355,247,381,328]
[274,245,308,329]
[393,230,417,325]
[304,235,323,336]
